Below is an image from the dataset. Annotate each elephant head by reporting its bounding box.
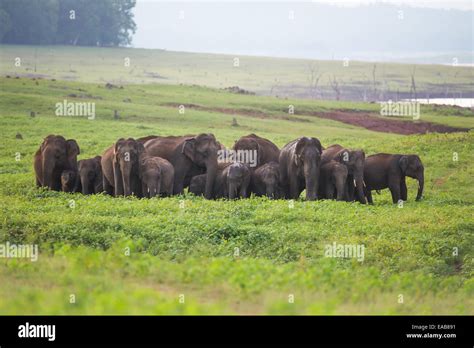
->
[335,149,366,204]
[40,135,80,190]
[61,170,77,192]
[399,155,424,201]
[182,134,219,199]
[259,162,280,198]
[233,137,261,168]
[113,138,145,196]
[78,156,102,194]
[227,162,250,199]
[139,157,162,198]
[294,137,322,201]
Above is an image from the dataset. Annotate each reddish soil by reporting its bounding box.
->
[163,103,470,134]
[304,110,470,135]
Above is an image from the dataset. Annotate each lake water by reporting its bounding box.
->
[404,98,474,108]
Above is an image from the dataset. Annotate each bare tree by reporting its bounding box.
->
[306,62,323,99]
[372,64,377,101]
[410,66,417,100]
[329,75,342,100]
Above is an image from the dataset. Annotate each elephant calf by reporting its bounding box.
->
[250,161,281,199]
[78,156,103,194]
[190,162,250,199]
[319,160,348,201]
[363,153,424,204]
[61,170,78,193]
[139,156,174,198]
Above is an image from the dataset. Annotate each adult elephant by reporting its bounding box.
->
[322,144,367,204]
[34,135,80,191]
[78,156,103,194]
[144,134,219,199]
[364,153,424,204]
[232,134,280,169]
[101,138,145,197]
[279,137,322,201]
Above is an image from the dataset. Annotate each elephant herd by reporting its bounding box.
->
[34,133,425,204]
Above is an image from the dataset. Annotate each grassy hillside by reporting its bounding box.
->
[0,75,473,315]
[1,44,473,100]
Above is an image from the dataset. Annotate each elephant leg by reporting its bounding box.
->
[325,185,334,200]
[142,182,149,198]
[389,180,401,204]
[103,175,114,195]
[400,178,408,201]
[289,177,301,199]
[366,190,373,204]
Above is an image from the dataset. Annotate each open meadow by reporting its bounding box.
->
[0,45,473,315]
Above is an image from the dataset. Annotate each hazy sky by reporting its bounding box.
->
[132,0,473,62]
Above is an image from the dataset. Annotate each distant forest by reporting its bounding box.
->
[0,0,136,46]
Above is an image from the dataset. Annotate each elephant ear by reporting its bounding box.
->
[399,156,409,173]
[310,137,322,154]
[335,150,349,164]
[114,138,126,155]
[66,139,80,157]
[182,138,196,161]
[137,142,146,155]
[294,138,307,166]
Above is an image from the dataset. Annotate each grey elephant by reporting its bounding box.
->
[77,156,103,194]
[139,155,175,198]
[249,161,281,199]
[145,134,220,199]
[279,137,322,201]
[34,135,80,191]
[318,160,348,201]
[61,170,79,193]
[232,134,280,169]
[363,153,424,204]
[190,162,250,199]
[101,138,145,197]
[322,144,366,204]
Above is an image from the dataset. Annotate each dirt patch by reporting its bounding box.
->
[300,110,470,135]
[163,103,469,133]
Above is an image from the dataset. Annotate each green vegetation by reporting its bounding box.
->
[0,59,473,314]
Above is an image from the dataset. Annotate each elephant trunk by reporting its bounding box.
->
[228,182,237,199]
[42,155,55,190]
[416,171,424,201]
[304,160,319,201]
[266,185,275,199]
[121,161,133,196]
[354,171,366,204]
[335,174,346,201]
[204,159,217,200]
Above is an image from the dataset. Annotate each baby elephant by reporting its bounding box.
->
[190,162,250,199]
[250,161,281,199]
[364,153,424,204]
[61,170,79,193]
[139,156,174,198]
[77,156,103,194]
[319,160,348,201]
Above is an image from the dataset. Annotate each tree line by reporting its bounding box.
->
[0,0,136,46]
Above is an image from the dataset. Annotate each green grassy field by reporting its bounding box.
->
[0,51,473,314]
[1,44,473,100]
